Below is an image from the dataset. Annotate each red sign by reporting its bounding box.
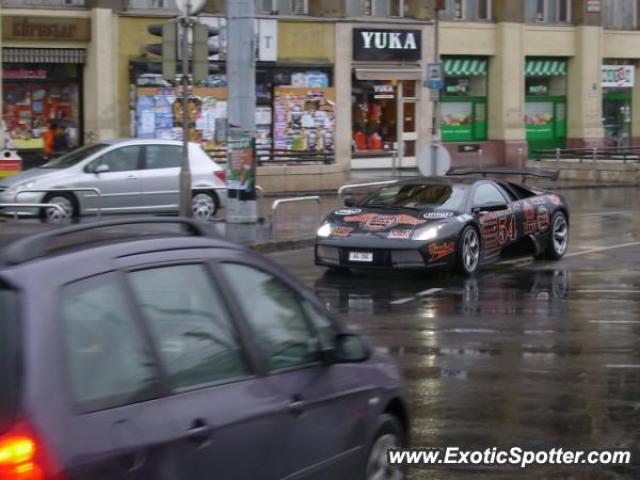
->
[3,68,47,80]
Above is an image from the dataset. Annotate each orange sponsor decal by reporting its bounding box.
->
[429,242,455,262]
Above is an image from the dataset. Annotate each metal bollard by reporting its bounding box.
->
[477,148,483,168]
[517,148,524,167]
[392,149,398,177]
[556,148,560,163]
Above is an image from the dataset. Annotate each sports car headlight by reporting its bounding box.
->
[317,223,333,238]
[412,226,439,241]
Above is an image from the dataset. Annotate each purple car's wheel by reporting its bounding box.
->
[457,226,480,275]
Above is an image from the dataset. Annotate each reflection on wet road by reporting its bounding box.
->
[268,188,640,479]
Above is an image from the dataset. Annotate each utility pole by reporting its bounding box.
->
[179,12,192,217]
[429,5,441,177]
[226,0,257,224]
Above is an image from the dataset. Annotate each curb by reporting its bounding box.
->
[249,237,316,254]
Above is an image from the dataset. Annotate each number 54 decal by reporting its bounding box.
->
[498,215,517,245]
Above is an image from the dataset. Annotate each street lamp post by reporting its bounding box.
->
[179,14,192,217]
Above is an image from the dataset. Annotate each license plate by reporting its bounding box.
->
[349,251,373,262]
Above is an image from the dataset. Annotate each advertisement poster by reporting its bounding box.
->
[227,128,255,192]
[441,102,473,140]
[135,86,228,152]
[273,87,336,152]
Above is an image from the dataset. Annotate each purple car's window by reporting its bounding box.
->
[0,286,18,434]
[362,184,467,211]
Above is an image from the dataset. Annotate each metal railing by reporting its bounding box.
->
[534,146,640,163]
[338,180,398,200]
[271,196,322,233]
[208,149,335,166]
[0,203,65,217]
[14,188,103,220]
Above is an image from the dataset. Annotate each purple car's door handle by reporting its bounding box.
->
[288,395,305,416]
[186,419,212,446]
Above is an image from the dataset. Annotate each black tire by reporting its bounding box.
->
[39,192,78,223]
[537,211,569,261]
[364,414,407,480]
[456,226,481,275]
[191,190,219,221]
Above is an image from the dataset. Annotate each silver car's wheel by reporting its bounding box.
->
[366,433,403,480]
[45,195,74,223]
[459,227,480,275]
[192,192,217,221]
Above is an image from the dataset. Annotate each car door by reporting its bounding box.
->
[80,144,144,212]
[123,260,291,480]
[471,181,515,261]
[217,259,374,480]
[55,272,178,480]
[137,144,182,211]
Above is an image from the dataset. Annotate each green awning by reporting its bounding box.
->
[525,59,567,77]
[444,58,488,77]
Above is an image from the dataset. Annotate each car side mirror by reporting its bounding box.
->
[344,197,356,207]
[327,333,370,364]
[94,164,110,174]
[472,202,508,214]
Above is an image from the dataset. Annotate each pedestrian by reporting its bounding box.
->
[42,122,56,160]
[53,122,70,156]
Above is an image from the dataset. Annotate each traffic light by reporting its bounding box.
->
[145,22,177,82]
[192,22,219,83]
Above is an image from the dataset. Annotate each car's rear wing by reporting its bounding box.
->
[446,167,560,182]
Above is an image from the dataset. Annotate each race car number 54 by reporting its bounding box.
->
[349,251,374,262]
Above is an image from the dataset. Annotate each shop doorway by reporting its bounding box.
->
[603,91,632,147]
[398,81,417,165]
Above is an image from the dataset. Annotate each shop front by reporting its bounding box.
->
[602,63,634,147]
[1,15,90,169]
[525,58,568,156]
[441,56,488,143]
[351,28,423,168]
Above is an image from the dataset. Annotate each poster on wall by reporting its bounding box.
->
[273,87,336,152]
[227,127,255,192]
[135,86,228,152]
[602,65,635,88]
[441,102,473,140]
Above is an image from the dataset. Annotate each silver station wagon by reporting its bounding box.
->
[0,139,227,222]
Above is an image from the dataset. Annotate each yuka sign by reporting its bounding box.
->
[353,29,421,62]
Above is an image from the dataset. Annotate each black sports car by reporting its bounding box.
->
[315,169,569,275]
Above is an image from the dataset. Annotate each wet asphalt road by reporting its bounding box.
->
[267,188,640,480]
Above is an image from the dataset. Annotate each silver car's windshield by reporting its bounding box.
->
[41,143,110,169]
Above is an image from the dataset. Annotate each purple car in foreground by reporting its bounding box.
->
[0,219,409,480]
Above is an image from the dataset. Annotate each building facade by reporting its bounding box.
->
[2,0,640,181]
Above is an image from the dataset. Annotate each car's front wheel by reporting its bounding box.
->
[192,191,218,221]
[457,226,480,275]
[365,414,406,480]
[40,192,78,223]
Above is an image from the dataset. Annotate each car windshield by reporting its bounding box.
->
[40,143,110,169]
[361,183,467,211]
[0,286,18,434]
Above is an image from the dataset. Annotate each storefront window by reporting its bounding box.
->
[602,61,635,147]
[524,0,571,23]
[441,57,488,142]
[352,80,398,154]
[525,58,567,154]
[2,63,82,151]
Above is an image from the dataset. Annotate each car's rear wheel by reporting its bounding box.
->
[537,211,569,260]
[192,191,218,221]
[40,192,77,223]
[365,414,406,480]
[457,226,480,275]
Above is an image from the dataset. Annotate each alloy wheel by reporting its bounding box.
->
[366,433,403,480]
[192,193,216,220]
[462,228,480,273]
[46,195,73,223]
[552,215,568,256]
